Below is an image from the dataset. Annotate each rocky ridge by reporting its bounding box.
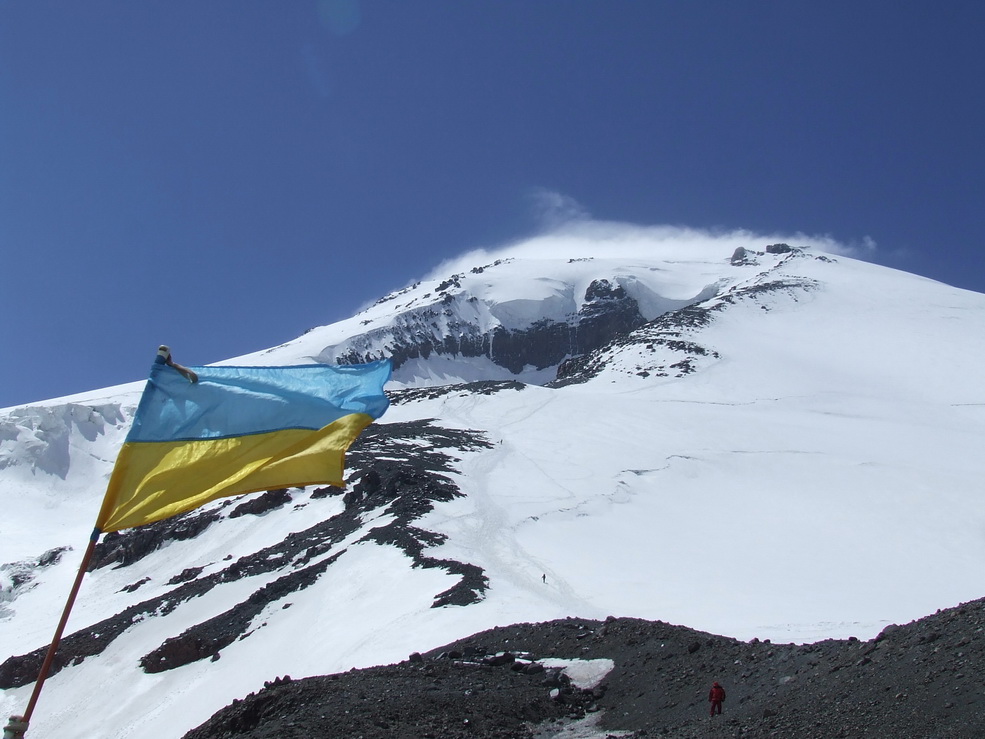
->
[183,595,985,738]
[0,415,496,688]
[553,247,821,386]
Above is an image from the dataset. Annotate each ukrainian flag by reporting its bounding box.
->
[96,356,391,532]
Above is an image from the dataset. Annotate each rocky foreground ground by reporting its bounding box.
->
[183,596,985,738]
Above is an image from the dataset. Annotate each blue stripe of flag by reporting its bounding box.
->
[127,359,391,442]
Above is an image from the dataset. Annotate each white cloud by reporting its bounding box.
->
[526,188,591,230]
[421,214,874,284]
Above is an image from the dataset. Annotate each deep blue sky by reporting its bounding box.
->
[1,1,983,408]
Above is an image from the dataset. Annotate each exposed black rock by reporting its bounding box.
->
[551,254,820,387]
[183,651,598,739]
[714,277,820,310]
[360,520,488,608]
[183,597,985,739]
[0,547,70,620]
[574,279,647,359]
[551,300,719,387]
[0,420,493,686]
[389,380,526,404]
[167,567,205,585]
[333,276,647,378]
[308,485,343,499]
[120,577,151,593]
[91,507,224,570]
[766,242,794,254]
[326,250,834,392]
[0,571,220,689]
[228,489,293,518]
[1,546,69,591]
[141,551,345,673]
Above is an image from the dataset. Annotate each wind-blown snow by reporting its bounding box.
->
[1,228,984,739]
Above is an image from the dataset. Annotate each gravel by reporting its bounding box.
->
[184,595,985,738]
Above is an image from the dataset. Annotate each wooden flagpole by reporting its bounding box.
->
[11,527,101,737]
[8,347,196,737]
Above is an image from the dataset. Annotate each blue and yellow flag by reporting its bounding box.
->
[96,356,391,532]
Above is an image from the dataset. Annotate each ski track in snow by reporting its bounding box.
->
[463,432,605,619]
[424,387,606,620]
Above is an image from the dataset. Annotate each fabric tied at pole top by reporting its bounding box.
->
[95,357,392,532]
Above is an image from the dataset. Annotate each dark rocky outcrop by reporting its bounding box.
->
[730,246,751,265]
[120,577,151,593]
[167,567,205,585]
[551,301,719,387]
[228,489,293,518]
[183,647,599,739]
[141,551,346,673]
[0,547,70,620]
[0,420,493,686]
[183,597,985,738]
[93,488,297,572]
[1,546,69,591]
[551,253,821,387]
[766,242,793,253]
[574,279,647,359]
[91,508,224,570]
[328,250,825,389]
[334,277,647,377]
[389,380,526,405]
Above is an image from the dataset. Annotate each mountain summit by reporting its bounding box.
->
[2,233,985,738]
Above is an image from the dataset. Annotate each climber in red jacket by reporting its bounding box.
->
[708,681,726,716]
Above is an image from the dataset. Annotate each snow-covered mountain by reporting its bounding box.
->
[2,229,985,738]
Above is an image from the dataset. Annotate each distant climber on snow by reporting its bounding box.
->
[708,681,726,716]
